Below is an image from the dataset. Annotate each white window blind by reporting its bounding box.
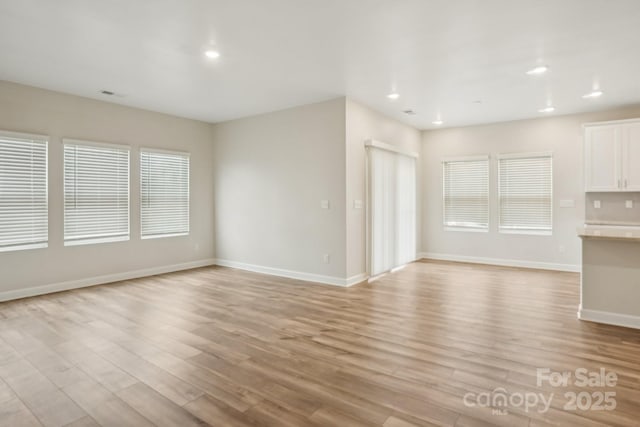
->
[140,149,189,238]
[368,144,416,276]
[498,153,552,234]
[64,140,130,246]
[0,131,48,252]
[442,156,489,230]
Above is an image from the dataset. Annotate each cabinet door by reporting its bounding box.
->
[622,122,640,191]
[585,125,621,191]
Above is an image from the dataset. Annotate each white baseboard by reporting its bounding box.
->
[0,258,216,303]
[214,259,367,287]
[578,306,640,330]
[345,273,369,286]
[418,252,580,273]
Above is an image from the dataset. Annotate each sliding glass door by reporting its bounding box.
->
[367,143,417,277]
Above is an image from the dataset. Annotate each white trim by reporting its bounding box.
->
[346,273,369,286]
[141,232,189,240]
[0,242,48,253]
[140,147,191,157]
[441,154,489,163]
[390,264,406,273]
[497,151,553,160]
[418,252,580,272]
[0,259,216,303]
[583,118,640,128]
[214,259,367,287]
[0,129,48,142]
[498,228,553,236]
[64,235,130,246]
[578,306,640,330]
[364,139,418,158]
[444,226,489,233]
[368,272,387,283]
[63,138,130,151]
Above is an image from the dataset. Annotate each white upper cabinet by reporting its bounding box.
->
[585,119,640,192]
[622,121,640,191]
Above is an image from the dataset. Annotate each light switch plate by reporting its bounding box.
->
[320,200,330,209]
[594,200,601,209]
[626,200,634,209]
[353,199,363,209]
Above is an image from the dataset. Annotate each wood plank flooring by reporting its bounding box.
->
[0,260,639,426]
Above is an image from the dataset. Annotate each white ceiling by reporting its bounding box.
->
[1,0,640,129]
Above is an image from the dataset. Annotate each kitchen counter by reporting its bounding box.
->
[577,224,640,241]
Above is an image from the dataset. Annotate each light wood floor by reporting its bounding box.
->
[0,260,639,427]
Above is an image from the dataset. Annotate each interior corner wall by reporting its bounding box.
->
[345,99,422,278]
[420,106,640,271]
[0,81,215,298]
[211,98,348,281]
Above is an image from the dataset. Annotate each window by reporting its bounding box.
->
[498,152,552,235]
[442,156,489,231]
[0,131,48,252]
[64,139,130,245]
[140,149,189,238]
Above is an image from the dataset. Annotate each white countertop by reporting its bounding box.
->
[577,224,640,241]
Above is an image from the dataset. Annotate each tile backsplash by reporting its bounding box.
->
[585,192,640,225]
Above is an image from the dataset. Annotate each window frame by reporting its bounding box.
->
[497,151,553,236]
[63,138,131,246]
[0,130,49,253]
[442,155,490,232]
[139,147,190,240]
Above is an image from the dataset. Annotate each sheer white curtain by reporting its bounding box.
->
[368,145,416,277]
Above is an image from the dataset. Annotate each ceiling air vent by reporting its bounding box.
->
[403,109,416,115]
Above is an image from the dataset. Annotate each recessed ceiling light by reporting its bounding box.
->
[526,66,549,75]
[432,120,443,125]
[583,90,603,99]
[538,106,555,113]
[204,50,220,59]
[387,93,400,100]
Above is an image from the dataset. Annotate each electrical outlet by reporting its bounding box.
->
[353,199,363,209]
[593,200,601,209]
[626,200,634,209]
[320,200,330,209]
[323,254,330,264]
[559,245,565,253]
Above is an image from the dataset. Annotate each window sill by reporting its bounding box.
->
[141,232,189,240]
[0,242,48,253]
[499,229,552,236]
[64,235,130,246]
[444,226,489,233]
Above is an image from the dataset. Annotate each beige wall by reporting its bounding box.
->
[345,99,422,277]
[211,98,348,281]
[0,81,215,297]
[421,106,640,271]
[211,98,422,283]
